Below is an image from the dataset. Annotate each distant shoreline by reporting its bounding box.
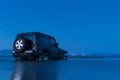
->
[0,55,12,57]
[1,55,120,59]
[69,55,120,58]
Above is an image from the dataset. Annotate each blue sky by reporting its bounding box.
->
[0,0,120,54]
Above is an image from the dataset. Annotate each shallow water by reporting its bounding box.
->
[0,57,120,80]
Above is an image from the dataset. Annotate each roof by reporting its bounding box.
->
[17,32,55,39]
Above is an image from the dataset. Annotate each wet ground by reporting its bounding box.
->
[0,57,120,80]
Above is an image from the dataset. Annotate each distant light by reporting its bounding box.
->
[81,54,86,56]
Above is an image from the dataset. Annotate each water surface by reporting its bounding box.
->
[0,57,120,80]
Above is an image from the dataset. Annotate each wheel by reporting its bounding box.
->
[63,55,68,60]
[39,52,50,61]
[40,55,49,61]
[43,55,49,60]
[57,51,64,59]
[35,56,40,61]
[13,37,33,53]
[31,57,39,61]
[57,51,68,60]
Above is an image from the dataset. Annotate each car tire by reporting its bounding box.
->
[57,51,64,59]
[57,51,68,60]
[39,54,49,61]
[63,55,68,60]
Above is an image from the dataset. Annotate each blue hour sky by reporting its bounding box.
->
[0,0,120,54]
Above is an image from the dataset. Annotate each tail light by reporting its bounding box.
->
[32,44,37,50]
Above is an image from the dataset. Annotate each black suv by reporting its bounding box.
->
[13,32,68,61]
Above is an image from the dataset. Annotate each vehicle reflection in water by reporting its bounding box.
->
[11,61,58,80]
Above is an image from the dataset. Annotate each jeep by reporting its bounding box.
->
[13,32,68,61]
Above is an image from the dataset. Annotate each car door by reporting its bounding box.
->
[49,39,59,57]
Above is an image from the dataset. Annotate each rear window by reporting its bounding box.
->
[17,34,34,41]
[23,35,33,41]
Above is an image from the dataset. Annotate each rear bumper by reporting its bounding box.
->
[13,53,35,57]
[13,50,39,58]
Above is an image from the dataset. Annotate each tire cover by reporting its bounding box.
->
[13,37,31,53]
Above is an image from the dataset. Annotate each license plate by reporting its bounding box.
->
[25,50,33,53]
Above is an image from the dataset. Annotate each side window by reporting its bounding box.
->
[37,35,49,45]
[43,37,49,44]
[50,39,56,45]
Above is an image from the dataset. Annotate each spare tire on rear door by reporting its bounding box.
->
[13,37,33,53]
